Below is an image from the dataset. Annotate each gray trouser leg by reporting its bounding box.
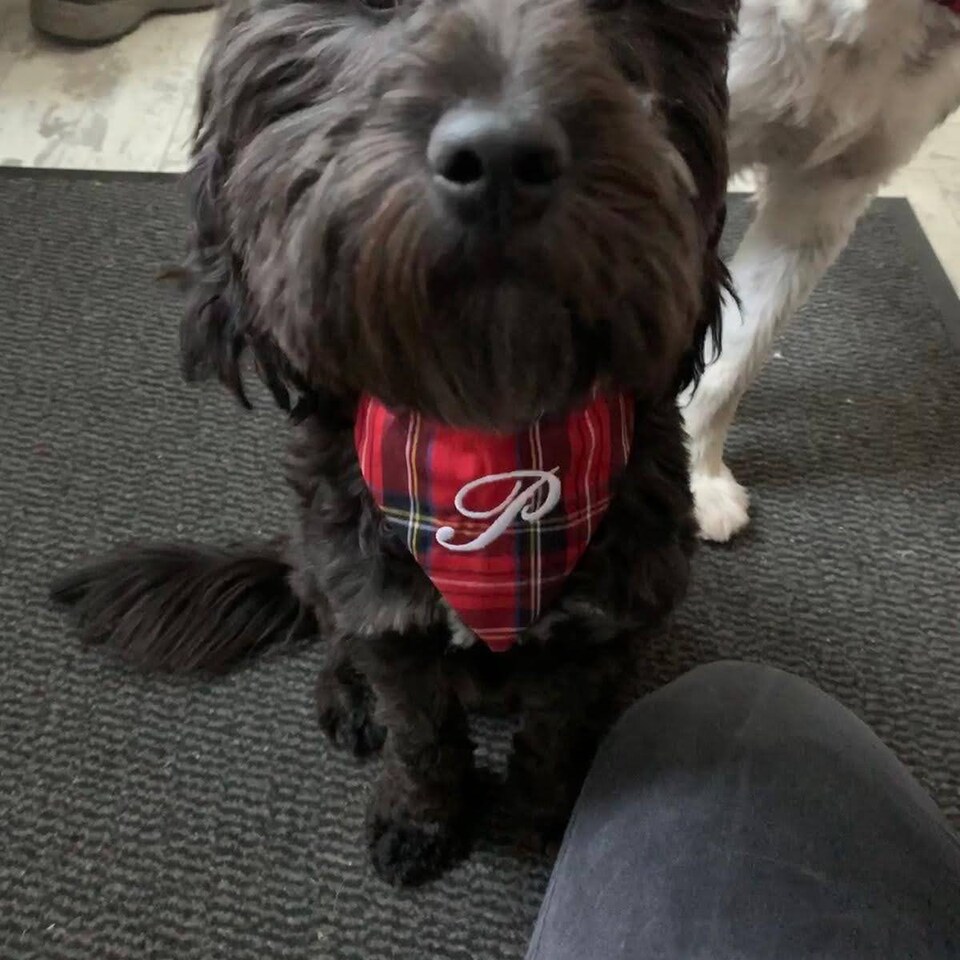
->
[526,661,960,960]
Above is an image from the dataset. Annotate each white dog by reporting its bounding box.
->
[684,0,960,542]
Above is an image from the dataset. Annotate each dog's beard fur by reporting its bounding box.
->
[54,0,736,887]
[182,0,728,428]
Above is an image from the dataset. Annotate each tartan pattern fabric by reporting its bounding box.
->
[354,390,635,652]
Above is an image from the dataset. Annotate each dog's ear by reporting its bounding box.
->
[649,1,736,396]
[175,80,296,413]
[178,133,250,405]
[678,209,732,394]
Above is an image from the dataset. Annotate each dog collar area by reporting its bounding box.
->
[353,390,635,652]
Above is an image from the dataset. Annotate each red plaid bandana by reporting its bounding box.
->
[355,390,635,652]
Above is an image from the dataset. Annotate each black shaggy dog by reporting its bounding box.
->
[53,0,736,887]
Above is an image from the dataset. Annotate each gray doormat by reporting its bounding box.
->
[0,170,958,960]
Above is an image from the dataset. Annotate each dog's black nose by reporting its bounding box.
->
[428,106,569,225]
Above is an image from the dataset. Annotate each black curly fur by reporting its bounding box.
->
[53,0,737,886]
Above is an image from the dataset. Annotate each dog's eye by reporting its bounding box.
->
[358,0,400,13]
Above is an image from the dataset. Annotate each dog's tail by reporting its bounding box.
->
[50,541,318,674]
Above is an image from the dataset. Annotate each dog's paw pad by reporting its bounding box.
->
[691,467,751,543]
[367,814,467,887]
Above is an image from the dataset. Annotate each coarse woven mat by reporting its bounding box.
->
[0,169,958,960]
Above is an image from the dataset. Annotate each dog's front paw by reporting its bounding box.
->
[691,465,751,542]
[503,788,573,860]
[367,808,469,887]
[510,819,565,860]
[316,666,386,758]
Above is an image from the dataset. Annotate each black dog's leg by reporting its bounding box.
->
[506,631,639,852]
[356,629,475,887]
[316,634,386,758]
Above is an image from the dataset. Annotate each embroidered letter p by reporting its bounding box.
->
[436,469,561,552]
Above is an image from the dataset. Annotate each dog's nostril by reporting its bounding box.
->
[513,145,562,187]
[428,105,569,223]
[441,148,485,186]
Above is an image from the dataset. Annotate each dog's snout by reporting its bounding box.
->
[428,106,569,225]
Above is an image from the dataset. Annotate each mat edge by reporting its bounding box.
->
[888,197,960,352]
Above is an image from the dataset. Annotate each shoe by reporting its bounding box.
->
[31,0,213,44]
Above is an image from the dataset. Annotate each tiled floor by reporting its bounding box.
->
[0,2,213,173]
[2,3,960,290]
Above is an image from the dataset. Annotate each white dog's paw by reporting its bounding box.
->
[691,466,751,543]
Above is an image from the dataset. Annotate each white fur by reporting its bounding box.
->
[684,0,960,541]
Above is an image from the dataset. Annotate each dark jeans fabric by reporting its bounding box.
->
[525,661,960,960]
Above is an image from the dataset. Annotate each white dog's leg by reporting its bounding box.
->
[684,170,877,542]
